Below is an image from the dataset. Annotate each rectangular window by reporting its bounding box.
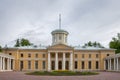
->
[35,61,38,69]
[28,54,31,58]
[75,54,77,58]
[82,61,84,69]
[21,54,23,57]
[82,54,84,58]
[42,61,46,69]
[28,61,31,69]
[96,61,99,69]
[35,54,38,58]
[89,54,91,58]
[88,61,91,69]
[96,54,98,58]
[20,61,23,71]
[59,35,62,40]
[75,61,78,69]
[43,54,45,58]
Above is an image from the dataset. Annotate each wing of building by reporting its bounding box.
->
[1,28,120,72]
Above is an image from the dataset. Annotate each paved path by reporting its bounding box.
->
[0,71,120,80]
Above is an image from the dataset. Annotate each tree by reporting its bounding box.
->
[20,38,32,46]
[83,41,104,48]
[0,45,2,52]
[109,33,120,54]
[14,38,32,47]
[14,39,20,47]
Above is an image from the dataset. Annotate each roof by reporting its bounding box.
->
[51,29,69,35]
[3,45,47,50]
[74,46,115,51]
[3,45,115,51]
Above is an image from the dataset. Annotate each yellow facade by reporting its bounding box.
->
[2,44,115,71]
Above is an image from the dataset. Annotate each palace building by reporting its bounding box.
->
[0,16,120,72]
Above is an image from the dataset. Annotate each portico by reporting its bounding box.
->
[0,53,14,71]
[48,52,73,71]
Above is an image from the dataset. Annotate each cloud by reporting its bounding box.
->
[0,0,120,48]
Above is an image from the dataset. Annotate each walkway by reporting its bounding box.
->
[0,72,120,80]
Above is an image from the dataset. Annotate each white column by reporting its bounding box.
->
[110,59,111,70]
[3,57,5,70]
[114,58,116,70]
[117,57,119,71]
[9,59,11,70]
[13,59,15,70]
[108,59,109,70]
[7,58,10,70]
[55,52,58,70]
[0,57,2,71]
[104,60,106,70]
[62,53,66,70]
[48,52,51,71]
[69,53,73,71]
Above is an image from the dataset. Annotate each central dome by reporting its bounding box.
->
[51,29,69,45]
[51,29,69,35]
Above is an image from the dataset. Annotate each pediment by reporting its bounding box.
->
[47,44,74,50]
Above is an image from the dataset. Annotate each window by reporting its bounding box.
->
[28,54,31,58]
[42,61,46,69]
[89,54,91,58]
[51,54,55,58]
[28,61,31,69]
[35,54,38,58]
[9,53,12,55]
[88,61,91,69]
[75,54,77,58]
[82,54,84,58]
[82,61,84,69]
[59,35,62,40]
[65,36,67,42]
[21,54,23,57]
[35,61,38,69]
[75,61,78,69]
[96,54,99,58]
[20,61,23,71]
[107,54,109,56]
[66,53,69,58]
[96,61,99,69]
[43,54,45,58]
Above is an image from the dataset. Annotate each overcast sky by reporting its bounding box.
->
[0,0,120,47]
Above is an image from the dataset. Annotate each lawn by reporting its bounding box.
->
[26,70,99,76]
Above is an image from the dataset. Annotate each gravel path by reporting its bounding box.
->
[0,71,120,80]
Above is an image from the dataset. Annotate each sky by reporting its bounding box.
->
[0,0,120,48]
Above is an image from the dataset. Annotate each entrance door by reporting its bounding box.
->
[66,61,69,70]
[58,61,62,70]
[51,61,55,70]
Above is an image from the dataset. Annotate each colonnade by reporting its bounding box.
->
[0,53,14,71]
[105,54,120,71]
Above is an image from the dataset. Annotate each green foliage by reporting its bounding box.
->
[14,39,20,47]
[0,45,2,52]
[14,38,32,47]
[26,71,99,76]
[83,41,104,48]
[109,33,120,54]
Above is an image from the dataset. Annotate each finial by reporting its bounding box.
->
[59,14,61,29]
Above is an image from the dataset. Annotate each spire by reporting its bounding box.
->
[59,14,61,29]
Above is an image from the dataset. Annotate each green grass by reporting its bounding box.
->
[26,71,99,76]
